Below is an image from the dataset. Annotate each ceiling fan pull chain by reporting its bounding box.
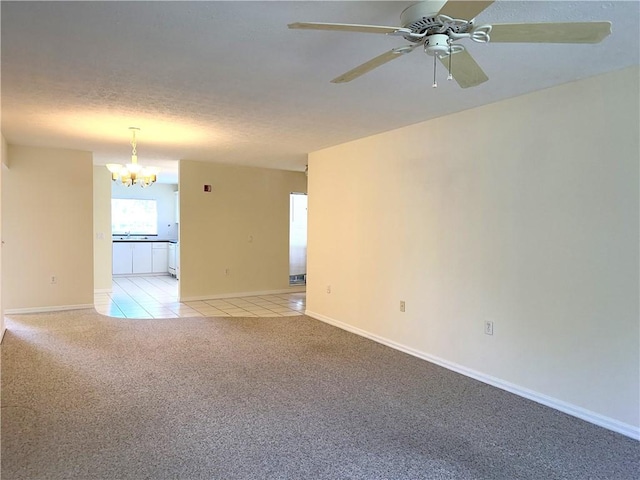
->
[447,42,453,81]
[432,54,437,88]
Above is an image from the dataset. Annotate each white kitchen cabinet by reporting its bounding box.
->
[113,242,134,275]
[132,243,153,273]
[113,242,154,275]
[152,242,169,273]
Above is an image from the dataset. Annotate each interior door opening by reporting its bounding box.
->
[289,192,307,286]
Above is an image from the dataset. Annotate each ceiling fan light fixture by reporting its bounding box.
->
[424,34,450,56]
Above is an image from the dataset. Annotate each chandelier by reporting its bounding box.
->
[106,127,159,187]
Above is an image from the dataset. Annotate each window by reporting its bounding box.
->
[111,199,158,235]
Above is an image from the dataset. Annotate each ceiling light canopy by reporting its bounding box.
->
[106,127,159,187]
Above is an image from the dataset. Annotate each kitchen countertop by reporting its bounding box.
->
[113,238,178,243]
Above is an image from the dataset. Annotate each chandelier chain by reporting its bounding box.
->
[130,128,137,157]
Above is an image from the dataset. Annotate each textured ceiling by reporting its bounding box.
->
[1,1,638,181]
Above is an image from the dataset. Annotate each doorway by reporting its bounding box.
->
[289,192,307,286]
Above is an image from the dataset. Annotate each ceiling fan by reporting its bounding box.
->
[288,1,611,88]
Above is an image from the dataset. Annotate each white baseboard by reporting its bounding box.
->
[182,287,306,302]
[94,288,112,294]
[305,309,640,441]
[4,304,95,315]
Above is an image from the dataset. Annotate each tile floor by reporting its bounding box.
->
[95,275,306,319]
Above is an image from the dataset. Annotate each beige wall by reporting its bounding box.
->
[2,145,94,311]
[179,160,307,300]
[0,135,6,337]
[2,135,9,168]
[307,67,640,436]
[93,166,112,292]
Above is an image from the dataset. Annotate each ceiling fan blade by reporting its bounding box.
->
[438,1,495,20]
[439,49,488,88]
[288,22,409,36]
[331,47,415,83]
[488,22,612,43]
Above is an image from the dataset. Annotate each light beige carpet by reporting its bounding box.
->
[2,309,638,479]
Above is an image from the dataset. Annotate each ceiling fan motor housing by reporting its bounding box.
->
[400,0,447,26]
[400,1,474,43]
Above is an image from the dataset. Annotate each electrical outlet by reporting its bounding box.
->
[224,268,230,276]
[400,301,406,312]
[326,285,331,294]
[484,321,494,336]
[50,275,57,285]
